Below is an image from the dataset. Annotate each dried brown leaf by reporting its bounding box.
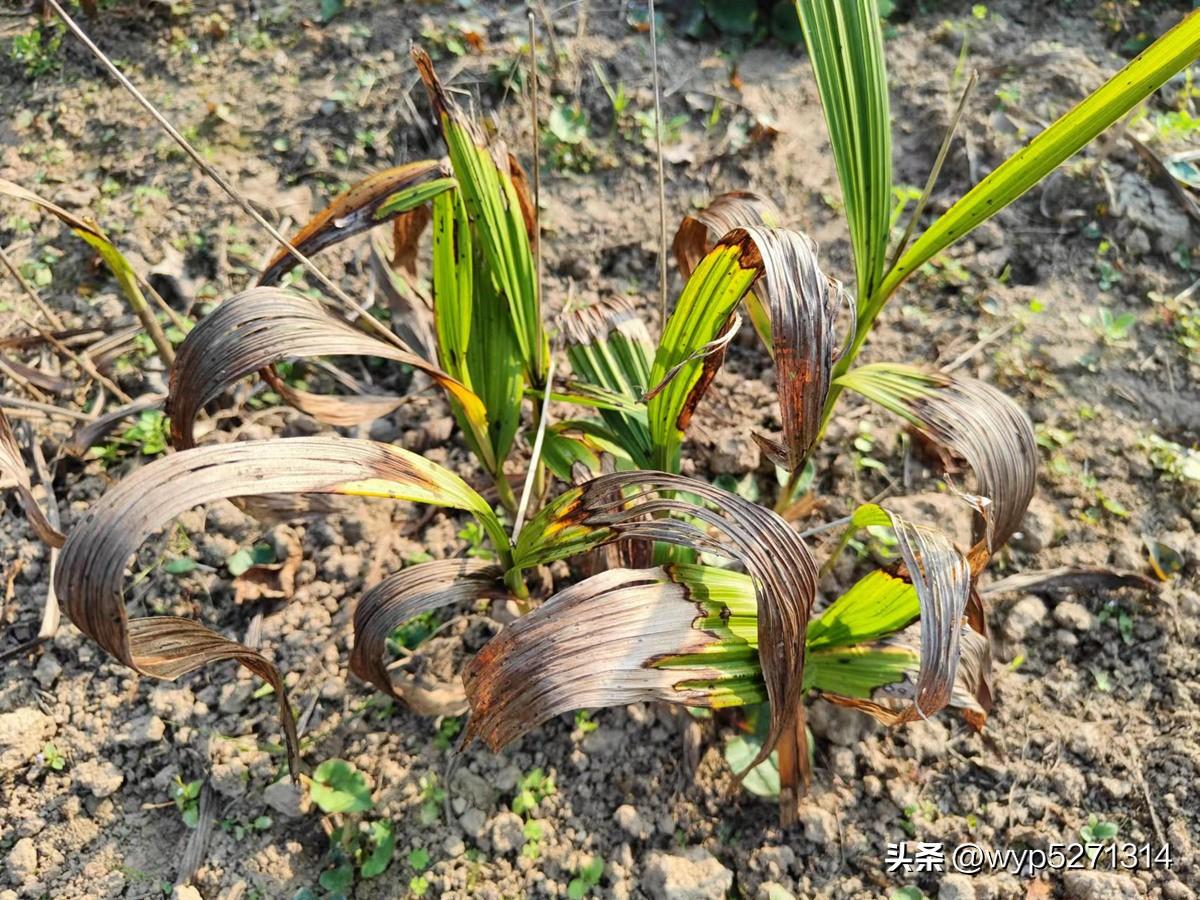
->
[167,287,485,446]
[349,557,503,707]
[257,160,449,287]
[0,408,65,547]
[53,436,491,777]
[506,470,818,821]
[464,566,739,747]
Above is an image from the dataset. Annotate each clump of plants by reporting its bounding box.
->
[2,4,1198,828]
[10,22,64,78]
[306,758,398,896]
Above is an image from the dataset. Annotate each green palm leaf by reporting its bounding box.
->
[796,0,892,304]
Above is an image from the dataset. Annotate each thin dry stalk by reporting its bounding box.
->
[528,12,544,346]
[44,0,414,355]
[648,0,668,330]
[0,394,95,422]
[0,243,64,331]
[513,22,550,543]
[17,313,133,403]
[29,433,61,642]
[533,0,559,76]
[511,288,571,541]
[890,69,978,269]
[0,357,50,404]
[118,266,177,366]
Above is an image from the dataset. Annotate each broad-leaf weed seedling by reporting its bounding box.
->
[567,856,605,899]
[171,776,203,828]
[11,23,64,78]
[306,759,397,894]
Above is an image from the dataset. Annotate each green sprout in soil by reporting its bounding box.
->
[546,101,595,173]
[307,759,396,895]
[89,409,172,466]
[10,23,64,78]
[573,709,598,736]
[511,768,556,818]
[1080,813,1121,863]
[1087,306,1136,344]
[433,716,462,751]
[219,815,272,841]
[39,741,66,772]
[171,777,203,828]
[522,820,545,860]
[417,774,445,826]
[1080,813,1120,844]
[567,856,605,899]
[405,845,433,896]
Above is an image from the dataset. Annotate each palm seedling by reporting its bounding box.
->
[3,6,1198,826]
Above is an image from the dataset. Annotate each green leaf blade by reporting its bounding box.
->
[648,239,760,471]
[310,759,373,814]
[796,0,893,303]
[881,11,1200,299]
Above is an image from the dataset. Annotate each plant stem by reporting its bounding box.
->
[504,566,530,603]
[817,524,856,580]
[818,290,881,436]
[494,471,519,517]
[774,466,805,515]
[512,355,556,540]
[120,269,177,366]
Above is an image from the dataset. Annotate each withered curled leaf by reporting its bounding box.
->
[54,436,508,777]
[257,160,453,288]
[837,364,1036,552]
[505,470,817,822]
[167,287,490,466]
[0,408,65,548]
[886,509,972,721]
[350,558,503,709]
[808,500,980,731]
[464,566,759,747]
[979,565,1159,596]
[741,227,845,471]
[651,224,845,472]
[818,619,992,729]
[673,191,783,278]
[674,191,782,353]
